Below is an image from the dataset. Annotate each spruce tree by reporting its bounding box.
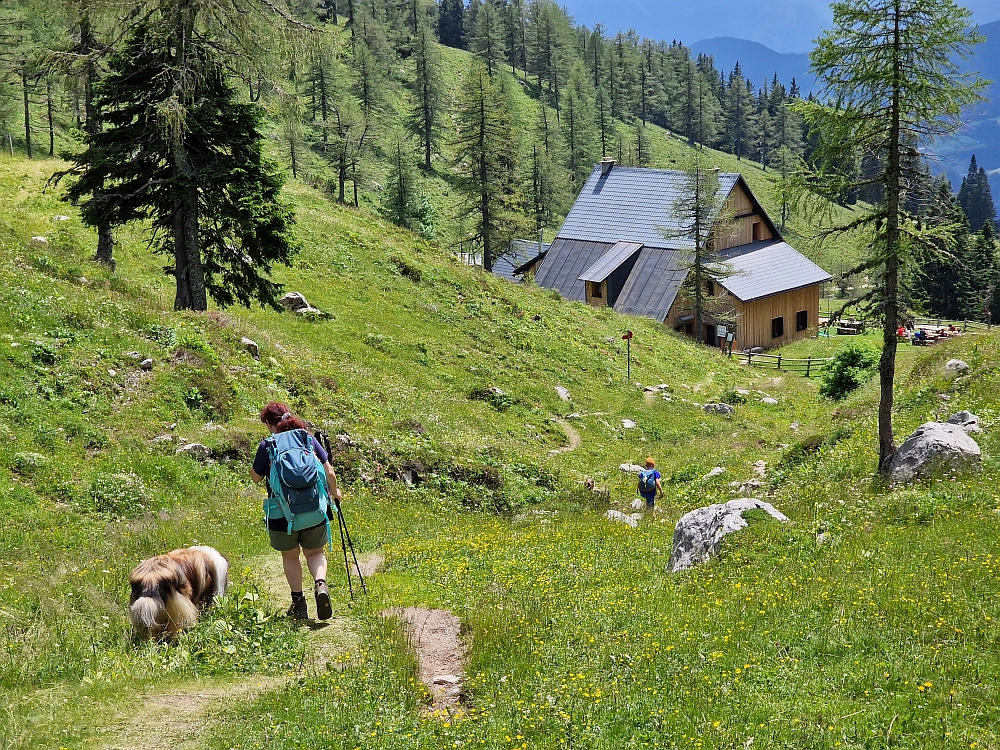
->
[63,22,296,310]
[957,154,998,233]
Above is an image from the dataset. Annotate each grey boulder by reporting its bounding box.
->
[669,499,789,572]
[278,292,322,316]
[704,403,735,415]
[176,443,213,461]
[605,510,640,528]
[887,422,981,484]
[947,410,981,434]
[945,359,970,376]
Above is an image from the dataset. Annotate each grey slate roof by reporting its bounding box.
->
[532,238,612,302]
[493,240,550,282]
[579,242,644,282]
[556,165,741,249]
[718,240,832,302]
[613,248,688,319]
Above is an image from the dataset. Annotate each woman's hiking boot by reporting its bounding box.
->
[287,594,308,620]
[314,580,332,620]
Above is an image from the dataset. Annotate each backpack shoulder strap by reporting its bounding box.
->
[265,436,295,534]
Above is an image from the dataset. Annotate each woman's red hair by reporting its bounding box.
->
[259,402,310,433]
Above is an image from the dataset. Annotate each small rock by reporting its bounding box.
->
[946,410,982,435]
[566,413,583,420]
[53,215,70,222]
[945,359,970,376]
[761,397,779,405]
[703,466,726,480]
[124,351,142,360]
[622,419,637,429]
[151,434,174,443]
[605,510,638,528]
[704,403,735,415]
[555,386,572,402]
[77,276,88,285]
[433,675,461,686]
[140,358,153,371]
[789,422,800,432]
[630,499,645,511]
[736,389,750,395]
[107,369,116,377]
[816,532,827,545]
[176,443,213,460]
[29,236,48,245]
[937,393,951,401]
[620,463,644,474]
[241,337,260,360]
[752,460,767,478]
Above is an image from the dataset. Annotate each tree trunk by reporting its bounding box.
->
[21,71,32,159]
[81,13,116,269]
[46,81,54,157]
[169,0,207,311]
[877,2,903,473]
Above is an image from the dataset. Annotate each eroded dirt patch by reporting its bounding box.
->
[383,607,466,713]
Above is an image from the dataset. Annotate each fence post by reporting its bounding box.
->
[806,357,811,377]
[748,352,753,366]
[963,320,967,332]
[777,354,782,371]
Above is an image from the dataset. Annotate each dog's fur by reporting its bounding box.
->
[128,546,229,640]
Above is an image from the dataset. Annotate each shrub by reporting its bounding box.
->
[819,341,881,399]
[83,472,151,518]
[11,451,49,475]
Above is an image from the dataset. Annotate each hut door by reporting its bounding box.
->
[704,324,716,345]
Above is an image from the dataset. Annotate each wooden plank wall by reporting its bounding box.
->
[585,280,608,307]
[713,183,773,252]
[735,285,820,349]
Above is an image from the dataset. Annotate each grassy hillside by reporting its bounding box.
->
[2,154,999,750]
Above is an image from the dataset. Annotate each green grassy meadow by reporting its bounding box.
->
[1,153,1000,750]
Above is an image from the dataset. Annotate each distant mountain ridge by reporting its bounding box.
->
[693,22,1000,214]
[690,37,815,93]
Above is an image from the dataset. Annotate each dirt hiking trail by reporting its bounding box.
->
[549,417,582,455]
[383,606,467,714]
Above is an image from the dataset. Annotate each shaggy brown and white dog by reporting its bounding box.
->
[128,546,229,640]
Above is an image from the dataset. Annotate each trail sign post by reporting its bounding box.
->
[622,330,633,380]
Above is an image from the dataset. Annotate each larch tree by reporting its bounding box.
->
[799,0,986,473]
[409,18,442,169]
[665,153,736,344]
[452,59,523,272]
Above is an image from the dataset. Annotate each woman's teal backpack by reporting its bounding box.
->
[264,429,332,539]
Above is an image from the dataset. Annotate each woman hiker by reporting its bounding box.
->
[250,401,341,620]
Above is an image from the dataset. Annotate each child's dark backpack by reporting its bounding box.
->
[264,429,331,534]
[638,468,657,493]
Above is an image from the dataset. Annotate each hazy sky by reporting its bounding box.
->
[559,0,1000,53]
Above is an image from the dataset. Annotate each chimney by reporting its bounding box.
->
[600,157,616,175]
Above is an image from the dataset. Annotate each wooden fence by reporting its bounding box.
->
[735,351,833,376]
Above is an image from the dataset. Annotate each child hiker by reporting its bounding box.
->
[637,456,663,510]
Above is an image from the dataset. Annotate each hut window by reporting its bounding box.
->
[771,316,785,339]
[589,281,603,299]
[796,310,808,332]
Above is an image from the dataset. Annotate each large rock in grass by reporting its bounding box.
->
[669,499,789,573]
[945,359,970,377]
[278,292,322,316]
[887,422,981,484]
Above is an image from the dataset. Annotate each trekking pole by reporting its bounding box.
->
[316,431,368,598]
